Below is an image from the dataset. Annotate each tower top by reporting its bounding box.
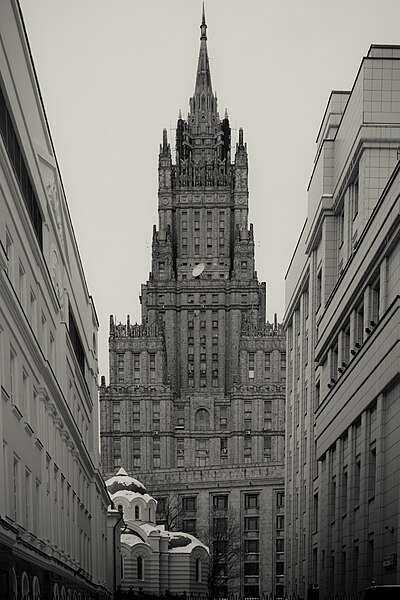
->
[194,3,212,98]
[200,2,207,40]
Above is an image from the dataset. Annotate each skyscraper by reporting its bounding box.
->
[100,8,286,595]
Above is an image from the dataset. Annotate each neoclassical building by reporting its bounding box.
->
[0,1,113,598]
[284,45,400,597]
[100,8,286,597]
[106,469,208,594]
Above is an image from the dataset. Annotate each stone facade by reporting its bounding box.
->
[0,1,112,599]
[284,45,400,598]
[100,8,286,597]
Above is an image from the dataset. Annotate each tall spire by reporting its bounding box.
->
[194,2,212,97]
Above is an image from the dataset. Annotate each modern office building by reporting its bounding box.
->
[284,45,400,597]
[0,1,113,598]
[100,8,286,597]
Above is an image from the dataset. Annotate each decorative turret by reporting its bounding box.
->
[158,128,172,192]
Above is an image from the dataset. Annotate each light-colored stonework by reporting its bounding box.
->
[0,1,112,598]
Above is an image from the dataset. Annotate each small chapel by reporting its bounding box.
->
[106,469,209,593]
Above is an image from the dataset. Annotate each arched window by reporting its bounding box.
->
[12,569,17,600]
[32,577,41,600]
[53,583,59,600]
[137,556,144,581]
[134,505,140,520]
[21,572,29,600]
[195,408,210,431]
[196,558,201,582]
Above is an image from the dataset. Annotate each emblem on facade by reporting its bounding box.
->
[46,180,64,247]
[51,249,64,315]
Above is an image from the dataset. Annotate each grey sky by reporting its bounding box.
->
[19,0,400,380]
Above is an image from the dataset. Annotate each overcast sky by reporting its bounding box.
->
[19,0,400,380]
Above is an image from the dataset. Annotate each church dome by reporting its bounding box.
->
[105,467,148,496]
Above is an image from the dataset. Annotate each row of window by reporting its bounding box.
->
[3,441,91,565]
[113,434,275,469]
[116,352,156,384]
[0,84,43,247]
[248,351,286,380]
[112,400,275,434]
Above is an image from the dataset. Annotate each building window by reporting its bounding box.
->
[0,86,43,247]
[248,352,255,379]
[264,436,272,455]
[133,402,140,431]
[195,408,210,431]
[244,494,259,509]
[312,492,318,532]
[220,438,227,455]
[9,348,17,404]
[244,436,252,461]
[137,556,144,580]
[276,538,284,553]
[276,515,284,530]
[135,505,140,520]
[177,438,184,467]
[276,492,284,508]
[244,562,259,575]
[338,208,344,247]
[265,352,270,376]
[219,406,227,429]
[213,516,228,534]
[68,305,85,376]
[316,268,322,310]
[244,516,259,531]
[182,519,196,534]
[133,437,140,467]
[351,178,359,219]
[245,539,259,554]
[213,495,228,510]
[13,455,20,523]
[133,353,140,382]
[149,353,156,383]
[182,496,197,511]
[195,558,201,582]
[153,438,161,468]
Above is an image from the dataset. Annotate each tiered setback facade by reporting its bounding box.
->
[100,11,286,597]
[0,2,112,598]
[284,45,400,598]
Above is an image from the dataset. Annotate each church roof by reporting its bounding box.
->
[105,467,149,496]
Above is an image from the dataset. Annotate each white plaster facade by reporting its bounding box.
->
[0,1,113,598]
[284,45,400,598]
[106,469,208,595]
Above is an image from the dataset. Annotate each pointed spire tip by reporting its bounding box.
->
[200,1,207,40]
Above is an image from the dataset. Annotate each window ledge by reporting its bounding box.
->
[24,421,34,437]
[12,403,23,421]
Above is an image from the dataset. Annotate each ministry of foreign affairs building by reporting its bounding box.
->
[100,10,286,596]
